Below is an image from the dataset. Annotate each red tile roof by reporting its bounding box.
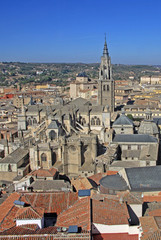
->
[88,171,118,185]
[21,192,78,214]
[0,192,21,232]
[71,177,93,191]
[140,216,158,240]
[143,230,161,240]
[56,196,91,231]
[143,195,161,203]
[0,192,78,233]
[117,191,143,204]
[29,167,57,178]
[148,209,161,217]
[0,226,91,239]
[93,233,138,240]
[15,207,44,220]
[0,205,18,231]
[93,198,130,225]
[106,170,118,175]
[0,192,20,224]
[88,173,105,185]
[0,224,39,235]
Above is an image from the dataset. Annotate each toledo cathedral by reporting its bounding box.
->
[17,38,115,178]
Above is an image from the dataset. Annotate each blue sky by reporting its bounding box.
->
[1,0,161,64]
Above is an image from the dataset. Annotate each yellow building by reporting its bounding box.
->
[140,76,161,85]
[36,84,50,90]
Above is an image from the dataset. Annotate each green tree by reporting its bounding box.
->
[127,114,134,121]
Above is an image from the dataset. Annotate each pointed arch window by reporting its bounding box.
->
[82,118,86,126]
[33,118,37,124]
[8,164,12,172]
[91,118,95,125]
[96,118,101,125]
[41,153,47,162]
[49,130,56,140]
[28,118,32,125]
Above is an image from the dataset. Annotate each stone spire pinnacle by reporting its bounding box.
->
[103,33,109,57]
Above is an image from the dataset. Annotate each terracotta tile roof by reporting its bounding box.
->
[0,192,20,224]
[0,233,91,240]
[0,205,18,231]
[148,209,161,217]
[143,230,161,240]
[106,170,118,175]
[117,191,143,204]
[88,173,105,185]
[92,198,130,225]
[49,167,58,176]
[88,171,118,186]
[143,195,161,202]
[71,177,93,191]
[29,167,57,178]
[36,226,57,234]
[0,224,39,235]
[21,192,78,214]
[0,192,78,233]
[92,193,119,201]
[140,216,158,240]
[15,207,44,220]
[144,202,161,216]
[0,226,57,236]
[155,216,161,229]
[93,233,138,240]
[0,226,90,239]
[0,192,21,232]
[56,196,91,231]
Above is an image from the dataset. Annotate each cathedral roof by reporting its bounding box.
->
[138,120,159,135]
[110,160,140,169]
[113,134,158,143]
[125,166,161,192]
[77,72,88,78]
[68,97,91,107]
[113,113,133,126]
[90,105,104,113]
[48,120,60,129]
[0,148,29,164]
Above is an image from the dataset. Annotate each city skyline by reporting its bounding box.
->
[1,0,161,65]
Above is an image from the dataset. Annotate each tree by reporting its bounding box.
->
[127,114,133,121]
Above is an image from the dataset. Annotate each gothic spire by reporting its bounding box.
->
[103,34,109,57]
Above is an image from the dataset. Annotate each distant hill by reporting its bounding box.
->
[0,62,160,86]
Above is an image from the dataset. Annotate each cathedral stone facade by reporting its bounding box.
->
[17,94,112,178]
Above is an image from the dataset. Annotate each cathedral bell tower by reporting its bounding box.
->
[98,36,115,112]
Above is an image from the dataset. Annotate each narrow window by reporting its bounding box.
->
[41,153,47,162]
